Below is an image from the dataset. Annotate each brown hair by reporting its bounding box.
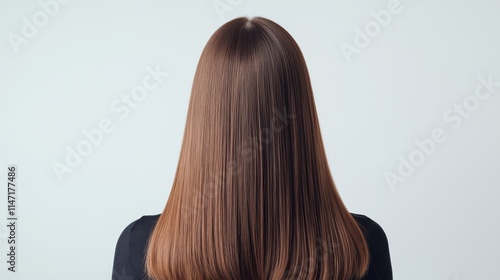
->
[145,16,370,280]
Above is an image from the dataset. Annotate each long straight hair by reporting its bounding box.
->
[145,16,370,280]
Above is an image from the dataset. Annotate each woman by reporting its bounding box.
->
[112,16,392,280]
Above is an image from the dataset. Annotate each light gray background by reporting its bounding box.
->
[0,0,499,279]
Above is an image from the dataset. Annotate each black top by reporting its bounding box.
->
[112,213,392,280]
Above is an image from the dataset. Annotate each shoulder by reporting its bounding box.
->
[350,212,390,253]
[350,212,393,280]
[128,214,161,238]
[350,213,388,242]
[112,214,161,279]
[122,214,161,252]
[116,214,160,248]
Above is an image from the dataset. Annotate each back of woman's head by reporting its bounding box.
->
[145,16,370,280]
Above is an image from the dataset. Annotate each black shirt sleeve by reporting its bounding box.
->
[112,215,159,280]
[354,214,393,280]
[112,219,140,280]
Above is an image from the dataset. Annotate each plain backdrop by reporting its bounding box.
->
[0,0,499,279]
